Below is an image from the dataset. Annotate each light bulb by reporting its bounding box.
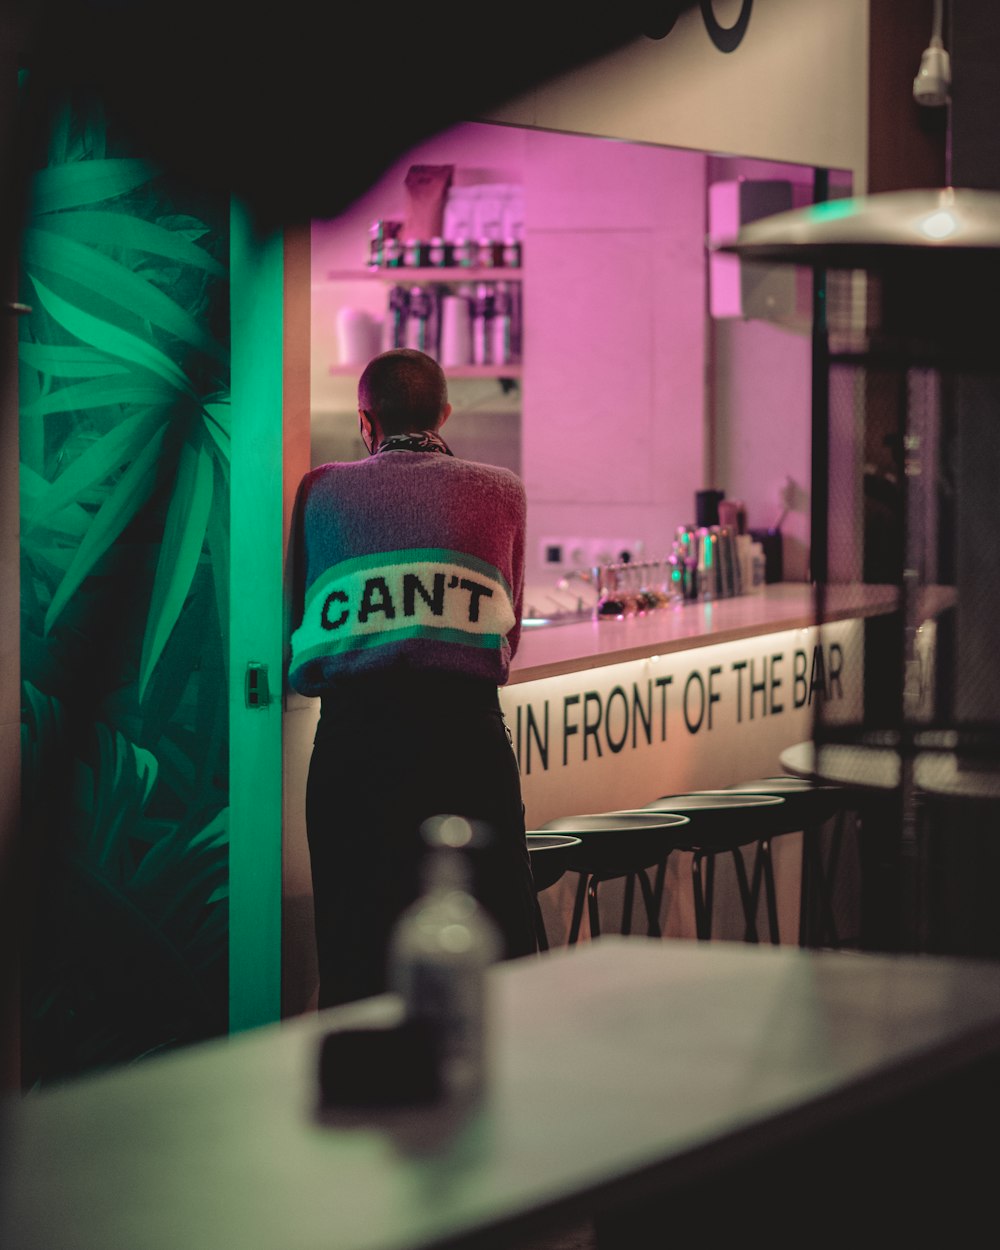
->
[913,39,951,108]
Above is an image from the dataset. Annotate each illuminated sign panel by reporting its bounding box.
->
[501,621,863,826]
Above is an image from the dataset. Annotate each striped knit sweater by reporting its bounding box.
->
[288,451,526,696]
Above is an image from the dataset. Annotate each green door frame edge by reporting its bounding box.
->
[229,200,283,1031]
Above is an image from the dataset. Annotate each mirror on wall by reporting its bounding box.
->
[309,121,852,592]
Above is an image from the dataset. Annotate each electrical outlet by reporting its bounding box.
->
[540,539,565,567]
[591,539,645,565]
[540,538,645,568]
[539,538,593,569]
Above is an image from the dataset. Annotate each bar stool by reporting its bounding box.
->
[723,775,860,948]
[537,811,691,943]
[526,833,581,951]
[619,792,787,942]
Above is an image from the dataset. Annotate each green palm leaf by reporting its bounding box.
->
[28,275,194,394]
[43,424,167,634]
[19,341,128,380]
[19,376,176,422]
[20,463,90,538]
[43,210,225,277]
[138,440,214,702]
[24,227,226,362]
[29,158,158,215]
[25,401,171,527]
[201,401,231,461]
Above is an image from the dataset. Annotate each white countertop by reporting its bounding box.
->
[5,936,1000,1250]
[510,583,899,685]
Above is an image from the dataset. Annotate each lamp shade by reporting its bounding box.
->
[719,187,1000,270]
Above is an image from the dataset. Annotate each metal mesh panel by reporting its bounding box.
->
[808,260,1000,957]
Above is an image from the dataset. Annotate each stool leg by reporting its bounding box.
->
[800,812,847,948]
[816,811,846,947]
[621,872,636,936]
[798,826,819,947]
[651,854,669,915]
[730,846,759,943]
[692,851,714,940]
[588,876,602,938]
[636,868,662,938]
[533,895,549,951]
[756,839,781,944]
[568,873,588,945]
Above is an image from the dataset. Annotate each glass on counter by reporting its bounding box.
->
[595,564,629,620]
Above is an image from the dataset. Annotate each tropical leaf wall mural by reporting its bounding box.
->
[18,89,231,1084]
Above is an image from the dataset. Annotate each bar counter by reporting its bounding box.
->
[510,582,899,684]
[502,582,899,943]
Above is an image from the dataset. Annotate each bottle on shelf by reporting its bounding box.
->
[428,236,452,267]
[451,237,476,269]
[404,285,438,356]
[368,219,385,269]
[387,815,502,1104]
[491,281,513,367]
[471,282,495,366]
[502,237,522,269]
[384,236,403,268]
[383,284,409,350]
[403,238,430,269]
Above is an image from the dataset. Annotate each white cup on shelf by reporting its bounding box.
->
[336,307,382,366]
[439,293,472,367]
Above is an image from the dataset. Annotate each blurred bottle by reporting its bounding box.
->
[387,815,502,1104]
[472,282,495,365]
[491,281,513,367]
[595,563,628,619]
[368,218,385,269]
[717,525,739,597]
[696,526,718,601]
[750,541,767,592]
[383,285,409,350]
[405,285,437,356]
[674,526,699,602]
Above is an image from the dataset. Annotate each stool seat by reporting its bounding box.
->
[724,775,854,832]
[541,811,691,875]
[724,774,860,949]
[526,832,582,951]
[539,811,691,943]
[615,792,787,943]
[628,791,785,850]
[526,833,582,893]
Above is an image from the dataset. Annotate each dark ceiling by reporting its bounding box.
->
[6,1,698,230]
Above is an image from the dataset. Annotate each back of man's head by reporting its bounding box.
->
[358,349,448,436]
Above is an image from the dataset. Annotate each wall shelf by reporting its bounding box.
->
[328,363,521,380]
[325,267,522,284]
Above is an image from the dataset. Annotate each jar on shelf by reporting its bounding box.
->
[428,237,452,267]
[384,237,404,268]
[477,238,503,269]
[403,238,430,268]
[502,238,522,268]
[451,238,476,268]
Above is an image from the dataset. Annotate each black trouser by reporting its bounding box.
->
[306,670,538,1008]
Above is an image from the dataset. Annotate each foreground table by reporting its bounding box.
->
[3,936,1000,1250]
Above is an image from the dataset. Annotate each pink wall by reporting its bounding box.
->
[310,123,822,583]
